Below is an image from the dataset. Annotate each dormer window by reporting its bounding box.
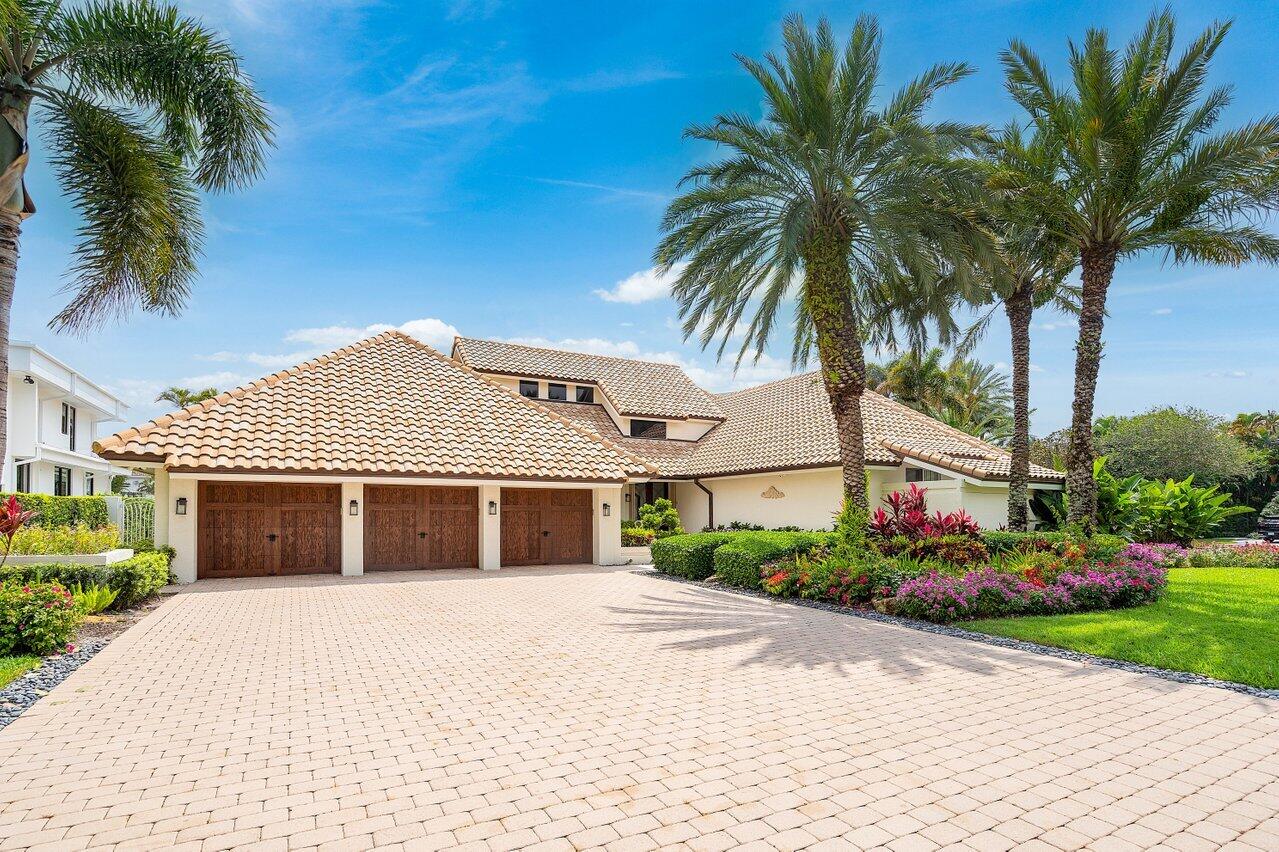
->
[519,380,538,399]
[547,383,567,401]
[630,419,666,440]
[575,386,594,403]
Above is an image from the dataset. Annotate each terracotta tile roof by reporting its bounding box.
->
[452,337,724,422]
[671,372,1064,483]
[537,400,698,475]
[94,332,654,482]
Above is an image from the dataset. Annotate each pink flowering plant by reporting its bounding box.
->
[0,580,83,656]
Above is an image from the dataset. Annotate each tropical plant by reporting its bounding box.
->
[655,14,988,509]
[873,348,956,411]
[0,493,37,567]
[871,349,1014,445]
[0,0,272,486]
[69,581,117,614]
[997,10,1279,528]
[1136,476,1253,545]
[154,386,218,408]
[635,497,683,538]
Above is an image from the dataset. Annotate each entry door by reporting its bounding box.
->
[500,488,593,566]
[364,485,478,570]
[198,482,341,578]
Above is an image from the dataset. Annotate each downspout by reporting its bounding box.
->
[693,478,714,529]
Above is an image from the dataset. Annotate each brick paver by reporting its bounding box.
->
[1,566,1277,851]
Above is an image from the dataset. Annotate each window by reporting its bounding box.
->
[518,380,539,398]
[15,463,29,493]
[547,383,567,401]
[629,419,667,440]
[905,467,944,483]
[84,473,95,496]
[575,386,594,403]
[54,466,72,497]
[62,403,77,450]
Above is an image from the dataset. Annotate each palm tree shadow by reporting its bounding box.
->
[610,582,1102,685]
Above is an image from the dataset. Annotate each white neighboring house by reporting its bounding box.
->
[4,341,131,496]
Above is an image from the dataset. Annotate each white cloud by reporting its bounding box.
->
[503,336,644,359]
[1206,369,1249,379]
[561,65,683,93]
[283,317,461,353]
[594,263,686,304]
[1152,307,1173,315]
[1034,318,1078,332]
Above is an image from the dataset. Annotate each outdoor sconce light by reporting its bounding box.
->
[22,375,33,384]
[603,503,611,517]
[349,499,359,516]
[488,500,498,515]
[175,497,187,516]
[624,492,631,503]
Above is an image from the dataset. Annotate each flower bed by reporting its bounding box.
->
[1187,541,1279,568]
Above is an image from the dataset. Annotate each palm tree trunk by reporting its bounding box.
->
[802,231,868,509]
[1065,245,1118,530]
[1004,283,1033,531]
[0,210,17,490]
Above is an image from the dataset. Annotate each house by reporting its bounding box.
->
[4,341,131,496]
[94,332,1063,583]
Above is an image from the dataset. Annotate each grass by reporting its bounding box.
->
[967,568,1279,689]
[0,655,40,689]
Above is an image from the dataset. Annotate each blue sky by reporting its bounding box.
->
[12,0,1279,435]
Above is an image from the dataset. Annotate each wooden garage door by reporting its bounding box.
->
[198,482,341,578]
[364,485,478,570]
[500,488,592,566]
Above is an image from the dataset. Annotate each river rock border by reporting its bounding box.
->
[642,569,1279,702]
[0,640,109,730]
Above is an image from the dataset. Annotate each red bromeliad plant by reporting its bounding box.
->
[0,495,38,568]
[868,484,980,540]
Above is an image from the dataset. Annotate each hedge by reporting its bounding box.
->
[0,493,110,529]
[981,530,1128,561]
[713,532,833,588]
[0,552,171,609]
[651,532,733,580]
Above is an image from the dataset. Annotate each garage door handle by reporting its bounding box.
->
[267,533,278,542]
[418,531,427,538]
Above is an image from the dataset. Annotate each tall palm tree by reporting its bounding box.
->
[655,15,988,508]
[997,10,1279,528]
[938,358,1013,446]
[0,0,271,486]
[972,125,1078,529]
[874,348,955,411]
[155,386,218,408]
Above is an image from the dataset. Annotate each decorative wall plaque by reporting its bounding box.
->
[761,485,785,499]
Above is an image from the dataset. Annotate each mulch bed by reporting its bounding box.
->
[641,570,1279,702]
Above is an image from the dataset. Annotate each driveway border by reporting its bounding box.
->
[642,569,1279,702]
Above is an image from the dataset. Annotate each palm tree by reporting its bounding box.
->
[655,15,987,508]
[998,10,1279,528]
[155,386,218,409]
[938,358,1013,446]
[0,0,271,486]
[874,348,956,411]
[972,125,1078,529]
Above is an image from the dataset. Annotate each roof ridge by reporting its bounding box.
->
[715,370,818,399]
[94,332,399,454]
[869,390,1009,458]
[456,336,687,371]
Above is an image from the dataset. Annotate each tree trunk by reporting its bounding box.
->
[801,230,868,510]
[0,211,17,490]
[1065,245,1118,530]
[1004,282,1033,531]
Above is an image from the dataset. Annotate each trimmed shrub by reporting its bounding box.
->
[621,527,656,547]
[651,533,733,580]
[0,552,171,609]
[0,581,82,655]
[713,531,833,588]
[8,523,121,555]
[0,493,110,530]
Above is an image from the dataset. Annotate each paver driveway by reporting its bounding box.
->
[2,566,1278,852]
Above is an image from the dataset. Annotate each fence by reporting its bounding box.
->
[121,497,156,546]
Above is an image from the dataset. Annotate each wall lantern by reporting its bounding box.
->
[349,499,359,516]
[175,497,188,516]
[22,375,33,385]
[602,503,611,517]
[488,500,498,515]
[624,492,631,503]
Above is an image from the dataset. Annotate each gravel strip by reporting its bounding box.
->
[641,569,1279,702]
[0,640,109,730]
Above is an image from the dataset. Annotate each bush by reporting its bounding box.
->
[0,552,171,609]
[8,523,121,555]
[633,498,684,538]
[0,581,82,655]
[1135,477,1253,545]
[713,531,833,588]
[874,534,990,567]
[0,493,109,529]
[621,527,656,547]
[651,533,734,580]
[1188,542,1279,568]
[981,530,1127,561]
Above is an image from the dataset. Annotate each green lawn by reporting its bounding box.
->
[0,655,40,689]
[967,568,1279,689]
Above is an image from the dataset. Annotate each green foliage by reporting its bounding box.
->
[980,530,1127,562]
[651,533,734,580]
[70,582,119,615]
[829,499,868,558]
[713,532,834,589]
[1097,408,1258,489]
[0,655,39,689]
[634,498,683,538]
[871,349,1014,446]
[1265,492,1279,518]
[620,526,656,547]
[155,386,218,408]
[0,552,171,609]
[0,494,110,529]
[8,524,121,555]
[0,581,82,656]
[1136,477,1254,546]
[1188,543,1279,568]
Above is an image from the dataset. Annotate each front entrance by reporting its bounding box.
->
[500,488,593,566]
[198,482,341,578]
[364,485,478,570]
